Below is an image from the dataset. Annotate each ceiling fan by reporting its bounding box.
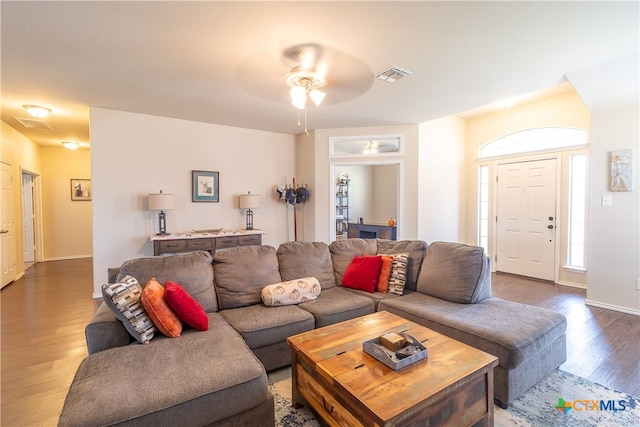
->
[235,42,374,132]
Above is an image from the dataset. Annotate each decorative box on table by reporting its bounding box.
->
[363,332,428,370]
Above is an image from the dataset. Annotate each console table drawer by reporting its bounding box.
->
[157,240,187,253]
[187,238,213,251]
[216,236,239,249]
[239,235,261,246]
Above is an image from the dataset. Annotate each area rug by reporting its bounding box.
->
[268,367,639,427]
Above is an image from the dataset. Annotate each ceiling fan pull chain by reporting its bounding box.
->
[297,109,301,128]
[304,108,308,135]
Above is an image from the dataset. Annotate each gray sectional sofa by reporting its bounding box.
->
[59,239,566,426]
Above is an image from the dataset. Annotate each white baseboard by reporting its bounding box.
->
[585,299,640,316]
[43,254,93,262]
[557,280,587,290]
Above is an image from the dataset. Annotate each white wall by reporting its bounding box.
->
[90,108,296,296]
[300,125,420,243]
[567,55,640,314]
[418,116,467,244]
[585,108,639,314]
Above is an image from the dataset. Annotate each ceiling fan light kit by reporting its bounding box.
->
[284,65,326,134]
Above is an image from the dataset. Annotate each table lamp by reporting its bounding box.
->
[148,190,174,235]
[239,192,259,230]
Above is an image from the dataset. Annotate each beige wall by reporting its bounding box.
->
[1,121,93,275]
[90,108,296,296]
[1,121,42,280]
[40,147,92,260]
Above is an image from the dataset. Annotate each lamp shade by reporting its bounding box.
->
[239,194,259,209]
[148,192,174,211]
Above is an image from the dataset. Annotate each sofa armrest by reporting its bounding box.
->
[85,302,132,354]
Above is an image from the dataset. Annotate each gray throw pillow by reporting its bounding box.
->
[417,241,491,304]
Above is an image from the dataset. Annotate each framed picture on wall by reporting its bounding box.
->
[610,149,633,192]
[71,179,92,201]
[192,170,219,202]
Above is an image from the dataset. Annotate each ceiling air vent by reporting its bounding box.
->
[376,66,412,83]
[15,117,53,130]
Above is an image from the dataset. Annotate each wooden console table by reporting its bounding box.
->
[150,229,264,256]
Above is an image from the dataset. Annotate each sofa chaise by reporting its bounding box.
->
[58,239,566,426]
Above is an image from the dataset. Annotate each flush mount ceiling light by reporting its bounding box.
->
[284,66,326,134]
[23,105,51,118]
[62,141,79,150]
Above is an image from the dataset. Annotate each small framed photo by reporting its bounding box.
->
[192,170,219,202]
[70,179,91,201]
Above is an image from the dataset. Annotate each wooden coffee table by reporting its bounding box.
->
[287,311,498,427]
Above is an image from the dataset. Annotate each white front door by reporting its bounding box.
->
[1,162,17,288]
[496,159,557,281]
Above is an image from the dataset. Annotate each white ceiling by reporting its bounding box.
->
[2,1,638,148]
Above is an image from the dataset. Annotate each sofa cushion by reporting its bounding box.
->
[329,238,378,286]
[116,251,218,312]
[376,239,427,292]
[165,281,208,331]
[101,276,156,344]
[141,279,182,338]
[220,304,315,349]
[213,245,282,310]
[342,255,382,293]
[277,241,336,289]
[417,241,491,303]
[298,286,375,328]
[378,293,566,369]
[261,277,321,306]
[59,313,270,426]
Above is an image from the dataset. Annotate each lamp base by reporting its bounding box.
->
[245,209,254,230]
[158,211,168,235]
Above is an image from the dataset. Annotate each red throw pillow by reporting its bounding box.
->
[141,279,183,338]
[342,255,382,293]
[164,281,209,331]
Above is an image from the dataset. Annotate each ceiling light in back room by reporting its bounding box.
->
[23,105,51,118]
[62,141,79,150]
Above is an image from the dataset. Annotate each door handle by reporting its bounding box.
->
[548,225,554,229]
[548,216,554,221]
[0,229,8,234]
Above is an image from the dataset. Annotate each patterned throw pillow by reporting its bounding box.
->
[388,253,409,295]
[102,275,156,344]
[141,278,183,338]
[261,277,322,306]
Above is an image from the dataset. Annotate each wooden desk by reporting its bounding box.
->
[287,311,498,427]
[150,230,264,256]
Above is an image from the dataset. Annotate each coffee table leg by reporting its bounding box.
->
[290,348,304,409]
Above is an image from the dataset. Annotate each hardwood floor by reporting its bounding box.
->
[1,259,638,426]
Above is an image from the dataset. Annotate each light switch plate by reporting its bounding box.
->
[602,195,613,206]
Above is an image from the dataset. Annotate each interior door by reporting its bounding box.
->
[22,172,36,263]
[496,159,557,281]
[1,161,17,288]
